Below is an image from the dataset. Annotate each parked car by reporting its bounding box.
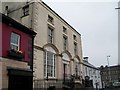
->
[113,82,120,87]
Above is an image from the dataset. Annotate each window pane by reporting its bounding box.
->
[48,15,54,24]
[74,42,77,55]
[63,26,67,34]
[44,51,55,77]
[44,51,46,76]
[48,27,53,43]
[63,36,67,50]
[23,5,29,16]
[10,33,20,50]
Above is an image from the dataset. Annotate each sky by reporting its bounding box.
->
[0,0,119,67]
[43,0,119,67]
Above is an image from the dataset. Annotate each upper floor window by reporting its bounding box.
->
[74,42,77,55]
[63,26,67,34]
[93,69,96,75]
[10,32,20,50]
[48,15,54,24]
[22,5,29,16]
[63,35,68,50]
[48,26,54,43]
[44,50,55,78]
[73,35,77,41]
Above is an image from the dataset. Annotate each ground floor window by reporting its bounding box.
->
[44,50,55,78]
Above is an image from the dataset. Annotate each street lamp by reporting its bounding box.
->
[107,55,111,87]
[107,55,110,66]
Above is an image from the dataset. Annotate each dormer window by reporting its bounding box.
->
[22,5,29,16]
[48,15,54,24]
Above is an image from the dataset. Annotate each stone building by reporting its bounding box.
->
[100,65,120,88]
[2,0,83,89]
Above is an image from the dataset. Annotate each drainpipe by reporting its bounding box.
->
[31,35,36,71]
[31,34,36,90]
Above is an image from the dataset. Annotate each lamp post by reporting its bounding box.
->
[107,55,110,66]
[107,55,111,87]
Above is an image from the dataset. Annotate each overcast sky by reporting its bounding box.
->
[1,0,118,67]
[43,0,119,67]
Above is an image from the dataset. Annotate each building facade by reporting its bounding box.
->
[2,1,83,89]
[0,13,36,90]
[82,57,102,89]
[100,65,120,88]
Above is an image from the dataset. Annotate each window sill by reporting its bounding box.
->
[47,22,55,28]
[44,77,57,80]
[47,20,54,25]
[8,49,24,60]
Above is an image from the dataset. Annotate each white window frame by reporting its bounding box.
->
[10,32,20,50]
[63,35,68,50]
[48,27,54,43]
[44,50,55,78]
[74,42,77,55]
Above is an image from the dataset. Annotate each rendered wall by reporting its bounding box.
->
[1,58,30,89]
[1,22,31,62]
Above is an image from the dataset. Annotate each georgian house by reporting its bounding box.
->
[82,57,102,89]
[0,13,36,90]
[2,1,83,89]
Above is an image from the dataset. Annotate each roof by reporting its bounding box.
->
[1,13,37,37]
[83,60,99,70]
[100,65,120,70]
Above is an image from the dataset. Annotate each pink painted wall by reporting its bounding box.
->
[0,23,2,57]
[1,22,31,62]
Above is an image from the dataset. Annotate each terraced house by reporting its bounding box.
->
[82,57,102,89]
[2,0,83,89]
[0,13,36,90]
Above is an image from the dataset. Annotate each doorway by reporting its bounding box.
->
[8,69,33,90]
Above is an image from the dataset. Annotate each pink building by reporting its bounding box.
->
[0,13,36,90]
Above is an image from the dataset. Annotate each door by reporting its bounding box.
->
[8,75,32,90]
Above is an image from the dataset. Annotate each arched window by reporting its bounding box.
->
[44,47,56,78]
